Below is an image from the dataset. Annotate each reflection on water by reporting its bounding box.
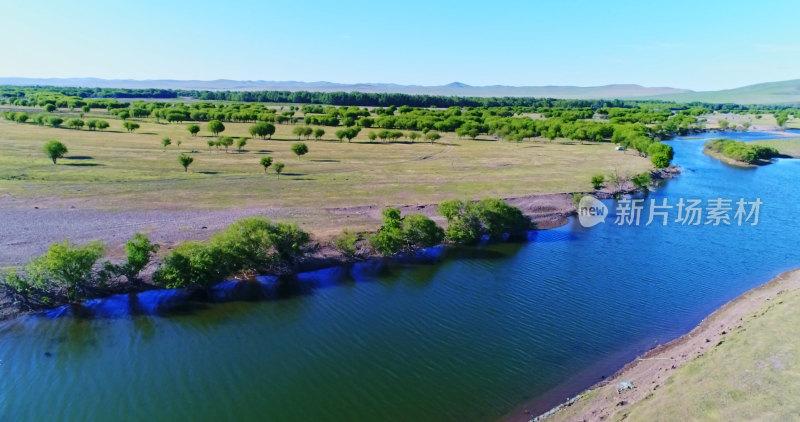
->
[1,131,799,422]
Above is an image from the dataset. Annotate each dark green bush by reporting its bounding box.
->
[371,208,444,255]
[25,240,106,299]
[153,241,221,288]
[438,198,531,244]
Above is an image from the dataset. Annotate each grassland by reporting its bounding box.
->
[0,106,650,230]
[533,270,800,422]
[752,138,800,158]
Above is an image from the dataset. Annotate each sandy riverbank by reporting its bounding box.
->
[511,269,800,422]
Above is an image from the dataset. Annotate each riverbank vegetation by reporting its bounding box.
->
[704,138,781,166]
[1,198,532,312]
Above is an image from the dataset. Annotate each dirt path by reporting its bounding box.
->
[515,269,800,422]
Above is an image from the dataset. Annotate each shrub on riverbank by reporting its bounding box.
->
[2,240,107,303]
[370,208,445,255]
[332,229,360,257]
[704,138,780,164]
[438,198,532,244]
[1,234,161,308]
[154,217,310,288]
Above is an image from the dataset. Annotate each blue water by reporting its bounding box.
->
[0,131,798,421]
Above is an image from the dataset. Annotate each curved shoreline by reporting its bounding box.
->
[1,165,681,321]
[514,269,800,422]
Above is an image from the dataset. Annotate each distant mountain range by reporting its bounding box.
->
[2,77,800,104]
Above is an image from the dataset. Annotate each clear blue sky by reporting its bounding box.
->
[3,0,799,90]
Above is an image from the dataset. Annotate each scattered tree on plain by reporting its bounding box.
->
[249,122,276,139]
[43,140,68,164]
[178,153,194,172]
[425,131,441,143]
[208,120,225,136]
[237,137,249,152]
[65,118,84,130]
[187,124,200,136]
[48,116,63,128]
[274,162,285,178]
[260,156,273,173]
[291,142,309,159]
[162,137,172,151]
[123,121,140,133]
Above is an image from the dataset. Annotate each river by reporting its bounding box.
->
[1,131,798,421]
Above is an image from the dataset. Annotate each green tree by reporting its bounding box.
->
[161,137,172,151]
[260,156,273,173]
[65,118,84,129]
[343,127,360,142]
[408,132,420,142]
[425,131,441,143]
[14,113,29,123]
[23,240,106,299]
[402,213,445,249]
[274,162,285,178]
[218,136,234,153]
[64,119,85,129]
[104,233,159,283]
[43,140,68,164]
[44,104,56,112]
[313,128,325,140]
[291,142,309,159]
[209,217,310,274]
[178,153,194,172]
[632,172,652,193]
[208,119,225,136]
[370,209,444,255]
[152,241,220,288]
[293,126,305,139]
[651,153,670,168]
[237,137,249,152]
[48,116,63,128]
[437,198,530,244]
[81,105,91,114]
[187,124,200,136]
[591,174,605,190]
[207,139,217,150]
[95,120,109,131]
[122,121,140,133]
[249,122,276,139]
[368,131,377,142]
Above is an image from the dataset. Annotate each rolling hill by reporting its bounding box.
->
[1,77,800,104]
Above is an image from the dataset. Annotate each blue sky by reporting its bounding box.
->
[3,0,799,90]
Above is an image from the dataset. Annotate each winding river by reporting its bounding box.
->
[1,131,799,421]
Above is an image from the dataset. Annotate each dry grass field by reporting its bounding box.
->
[0,106,650,225]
